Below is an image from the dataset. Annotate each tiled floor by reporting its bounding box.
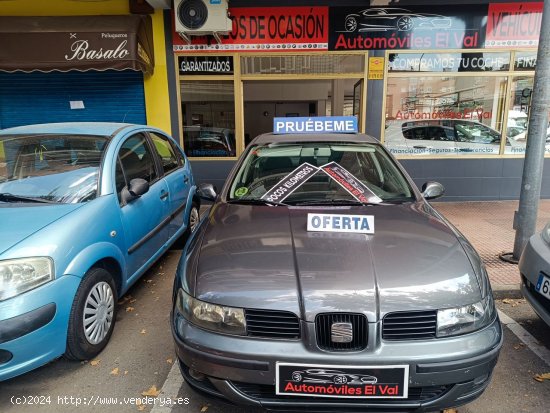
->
[433,200,550,288]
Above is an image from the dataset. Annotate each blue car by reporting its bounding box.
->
[0,122,199,380]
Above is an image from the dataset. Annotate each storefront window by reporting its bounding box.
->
[384,76,507,156]
[241,54,364,75]
[505,76,550,155]
[180,80,236,158]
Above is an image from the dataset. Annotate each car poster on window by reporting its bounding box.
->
[328,5,488,51]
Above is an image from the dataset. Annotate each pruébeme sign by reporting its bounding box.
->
[273,116,358,134]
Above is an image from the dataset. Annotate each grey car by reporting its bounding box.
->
[519,222,550,326]
[171,132,502,412]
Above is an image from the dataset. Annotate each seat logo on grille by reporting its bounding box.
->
[331,322,353,343]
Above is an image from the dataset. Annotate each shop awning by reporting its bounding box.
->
[0,15,154,75]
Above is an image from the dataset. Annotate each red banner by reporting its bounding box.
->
[173,7,328,52]
[485,2,543,48]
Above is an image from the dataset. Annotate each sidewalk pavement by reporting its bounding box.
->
[433,200,550,299]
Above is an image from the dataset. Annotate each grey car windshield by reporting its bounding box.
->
[228,142,414,203]
[0,134,108,203]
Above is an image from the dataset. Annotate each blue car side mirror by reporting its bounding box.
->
[122,178,149,204]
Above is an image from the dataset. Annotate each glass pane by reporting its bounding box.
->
[505,76,550,155]
[384,76,507,156]
[514,51,537,71]
[150,132,180,174]
[228,142,414,203]
[243,79,360,143]
[119,134,157,183]
[388,52,510,73]
[181,80,236,158]
[241,55,364,75]
[0,134,106,203]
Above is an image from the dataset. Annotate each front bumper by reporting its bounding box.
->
[0,275,81,381]
[519,234,550,326]
[172,311,502,412]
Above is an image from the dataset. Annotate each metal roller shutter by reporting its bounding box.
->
[0,70,146,129]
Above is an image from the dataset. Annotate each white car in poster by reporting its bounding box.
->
[383,119,527,155]
[344,8,452,33]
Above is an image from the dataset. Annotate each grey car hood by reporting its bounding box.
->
[189,202,481,322]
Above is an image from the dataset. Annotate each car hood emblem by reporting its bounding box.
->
[331,322,353,343]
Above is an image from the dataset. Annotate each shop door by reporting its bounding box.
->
[0,70,146,129]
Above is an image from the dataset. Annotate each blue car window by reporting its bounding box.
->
[149,132,180,175]
[118,134,158,184]
[0,134,107,203]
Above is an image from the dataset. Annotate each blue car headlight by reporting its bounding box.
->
[175,288,246,335]
[437,294,496,337]
[0,257,54,301]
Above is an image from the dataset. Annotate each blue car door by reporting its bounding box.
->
[115,133,170,278]
[149,131,190,239]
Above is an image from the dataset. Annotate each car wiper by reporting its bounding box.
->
[379,196,416,204]
[227,198,288,207]
[0,192,58,204]
[293,198,370,206]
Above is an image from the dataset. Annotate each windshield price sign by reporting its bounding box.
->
[321,162,382,204]
[261,162,318,202]
[274,116,358,134]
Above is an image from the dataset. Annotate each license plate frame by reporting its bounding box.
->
[535,272,550,300]
[276,362,409,399]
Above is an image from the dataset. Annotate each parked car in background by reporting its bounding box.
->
[183,126,236,157]
[519,222,550,327]
[171,117,502,412]
[0,122,199,380]
[384,119,528,155]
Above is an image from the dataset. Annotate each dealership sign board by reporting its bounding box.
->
[173,4,542,53]
[173,7,328,52]
[485,2,543,48]
[328,5,488,50]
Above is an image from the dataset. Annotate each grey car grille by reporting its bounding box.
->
[315,313,368,351]
[382,310,438,340]
[245,309,301,339]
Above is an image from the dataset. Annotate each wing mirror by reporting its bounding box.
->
[197,183,218,202]
[121,178,149,203]
[421,181,445,200]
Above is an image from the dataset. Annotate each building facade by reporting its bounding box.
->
[1,0,549,201]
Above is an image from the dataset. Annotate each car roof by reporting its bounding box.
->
[251,132,381,145]
[0,122,138,137]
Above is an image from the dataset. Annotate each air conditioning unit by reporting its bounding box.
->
[174,0,232,40]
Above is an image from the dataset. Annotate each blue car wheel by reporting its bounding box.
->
[65,268,118,360]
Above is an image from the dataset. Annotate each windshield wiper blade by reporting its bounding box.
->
[294,198,370,206]
[380,196,416,204]
[0,193,58,204]
[227,198,288,207]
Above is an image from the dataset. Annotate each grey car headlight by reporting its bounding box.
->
[541,222,550,245]
[175,288,246,335]
[437,294,496,337]
[0,257,54,301]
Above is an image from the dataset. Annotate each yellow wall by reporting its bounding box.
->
[143,10,171,133]
[0,0,172,133]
